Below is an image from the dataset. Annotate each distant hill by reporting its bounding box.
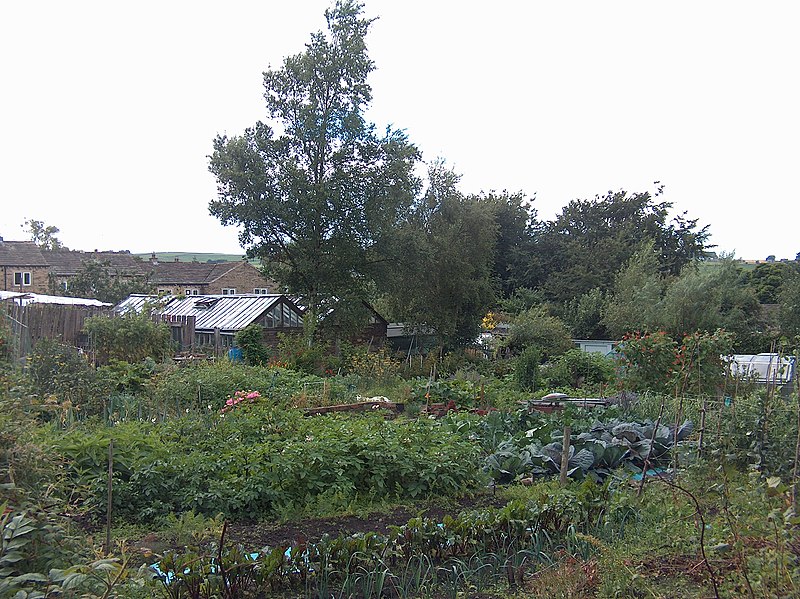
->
[134,252,259,264]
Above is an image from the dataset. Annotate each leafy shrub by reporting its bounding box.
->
[83,310,173,365]
[276,332,326,374]
[514,346,540,392]
[25,339,100,416]
[504,307,573,358]
[616,331,678,393]
[544,349,616,390]
[52,410,484,523]
[344,345,399,380]
[234,323,270,366]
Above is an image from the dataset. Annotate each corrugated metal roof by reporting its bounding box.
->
[116,293,302,332]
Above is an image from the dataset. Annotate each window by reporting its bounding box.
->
[253,288,270,295]
[185,289,198,296]
[13,272,31,286]
[157,288,171,295]
[222,288,236,295]
[61,280,69,292]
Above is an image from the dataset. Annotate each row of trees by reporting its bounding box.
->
[208,1,800,353]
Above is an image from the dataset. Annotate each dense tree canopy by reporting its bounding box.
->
[382,163,496,348]
[526,188,709,304]
[209,1,419,337]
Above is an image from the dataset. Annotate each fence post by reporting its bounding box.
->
[105,439,113,555]
[560,426,571,487]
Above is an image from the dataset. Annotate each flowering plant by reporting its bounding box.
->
[220,389,262,413]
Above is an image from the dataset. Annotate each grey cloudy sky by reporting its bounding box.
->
[2,1,798,260]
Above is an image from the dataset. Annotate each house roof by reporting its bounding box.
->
[146,261,251,285]
[116,293,303,332]
[45,249,142,276]
[0,241,48,267]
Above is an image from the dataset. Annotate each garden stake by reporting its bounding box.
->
[637,398,666,497]
[105,438,113,556]
[559,426,571,487]
[698,399,706,457]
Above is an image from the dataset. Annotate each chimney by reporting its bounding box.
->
[174,257,180,262]
[150,252,158,266]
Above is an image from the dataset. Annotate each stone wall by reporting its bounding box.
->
[205,262,276,295]
[1,265,50,294]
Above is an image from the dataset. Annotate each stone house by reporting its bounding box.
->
[145,255,277,296]
[0,239,50,294]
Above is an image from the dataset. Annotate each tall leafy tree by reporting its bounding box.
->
[602,242,666,339]
[778,270,800,342]
[526,187,709,304]
[208,1,420,338]
[23,219,66,251]
[658,258,765,352]
[384,162,496,348]
[474,191,536,297]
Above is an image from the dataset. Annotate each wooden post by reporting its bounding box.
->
[105,439,113,555]
[698,400,707,457]
[560,426,571,487]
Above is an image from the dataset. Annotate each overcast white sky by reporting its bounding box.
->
[1,1,798,260]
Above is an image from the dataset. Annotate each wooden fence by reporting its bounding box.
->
[1,301,110,364]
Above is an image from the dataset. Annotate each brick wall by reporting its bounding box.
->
[204,262,277,294]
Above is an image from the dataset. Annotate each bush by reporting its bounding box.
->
[83,311,173,365]
[505,307,573,358]
[544,349,616,390]
[234,323,270,366]
[514,345,541,392]
[25,339,100,416]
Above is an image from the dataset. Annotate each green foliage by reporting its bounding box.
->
[602,241,665,339]
[58,258,152,304]
[383,162,497,348]
[616,331,678,393]
[0,308,11,366]
[617,329,735,396]
[745,261,796,304]
[209,0,420,340]
[84,311,172,365]
[561,286,608,339]
[527,187,709,304]
[497,287,545,315]
[504,306,573,358]
[660,259,765,352]
[514,346,540,392]
[156,482,610,598]
[275,331,326,374]
[23,218,66,250]
[779,270,800,341]
[51,411,484,523]
[544,349,616,390]
[25,338,100,416]
[150,360,346,410]
[484,416,693,484]
[233,323,269,366]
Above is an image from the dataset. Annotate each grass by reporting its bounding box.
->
[133,251,259,264]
